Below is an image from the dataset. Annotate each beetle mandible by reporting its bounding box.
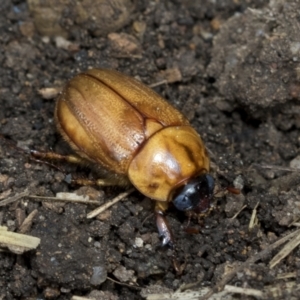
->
[55,69,214,247]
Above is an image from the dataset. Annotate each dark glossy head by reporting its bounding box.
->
[172,174,214,212]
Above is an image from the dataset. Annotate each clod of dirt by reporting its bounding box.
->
[31,206,107,290]
[27,0,136,37]
[113,265,135,283]
[207,0,300,125]
[88,290,119,300]
[108,32,142,57]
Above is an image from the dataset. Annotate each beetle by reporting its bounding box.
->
[53,69,214,247]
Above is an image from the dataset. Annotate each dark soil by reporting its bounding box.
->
[1,0,300,299]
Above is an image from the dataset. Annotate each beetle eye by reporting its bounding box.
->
[172,174,214,211]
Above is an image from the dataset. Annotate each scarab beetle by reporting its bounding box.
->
[54,69,214,247]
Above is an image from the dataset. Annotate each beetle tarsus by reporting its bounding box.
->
[155,211,174,248]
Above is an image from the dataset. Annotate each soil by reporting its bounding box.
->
[1,0,300,299]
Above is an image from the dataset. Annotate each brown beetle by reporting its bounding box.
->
[54,69,214,247]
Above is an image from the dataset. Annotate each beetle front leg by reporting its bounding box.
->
[155,203,184,274]
[155,211,174,248]
[155,201,174,248]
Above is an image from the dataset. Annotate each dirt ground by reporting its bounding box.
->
[1,0,300,299]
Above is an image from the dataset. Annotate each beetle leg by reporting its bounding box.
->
[65,176,127,187]
[155,201,174,248]
[31,150,129,187]
[155,211,174,248]
[154,202,183,273]
[30,149,84,164]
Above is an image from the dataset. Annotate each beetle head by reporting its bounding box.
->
[172,174,214,213]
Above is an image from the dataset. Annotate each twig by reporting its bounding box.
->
[269,230,300,268]
[107,276,141,290]
[252,163,299,172]
[71,297,95,300]
[19,209,38,234]
[149,80,167,88]
[28,195,100,205]
[144,288,211,300]
[0,190,30,207]
[249,202,260,230]
[230,205,247,220]
[224,285,264,297]
[276,272,296,280]
[0,226,40,254]
[87,188,135,219]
